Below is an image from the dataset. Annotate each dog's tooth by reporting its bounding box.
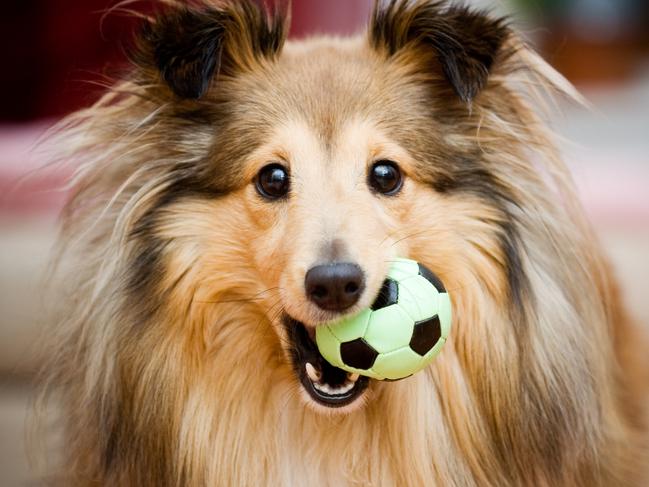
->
[314,381,328,394]
[305,362,320,382]
[312,379,357,396]
[348,373,360,382]
[339,383,352,394]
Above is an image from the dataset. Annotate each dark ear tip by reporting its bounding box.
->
[137,0,287,100]
[370,0,510,102]
[142,7,224,100]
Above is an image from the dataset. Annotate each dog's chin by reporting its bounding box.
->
[284,316,371,412]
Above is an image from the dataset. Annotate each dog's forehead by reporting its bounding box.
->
[232,37,429,146]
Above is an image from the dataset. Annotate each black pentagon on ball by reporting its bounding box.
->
[340,338,379,370]
[370,278,399,311]
[417,263,446,293]
[409,314,442,356]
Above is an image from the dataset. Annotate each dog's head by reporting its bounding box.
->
[60,0,583,421]
[95,0,538,415]
[105,0,525,413]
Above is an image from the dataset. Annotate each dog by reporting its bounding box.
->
[42,0,649,485]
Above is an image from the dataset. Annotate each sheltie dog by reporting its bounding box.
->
[42,0,649,485]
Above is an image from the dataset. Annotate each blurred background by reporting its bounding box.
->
[1,1,648,484]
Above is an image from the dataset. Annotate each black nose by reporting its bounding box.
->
[305,263,365,311]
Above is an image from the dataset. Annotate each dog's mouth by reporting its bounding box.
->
[285,317,370,408]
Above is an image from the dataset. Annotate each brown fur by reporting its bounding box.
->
[41,1,649,485]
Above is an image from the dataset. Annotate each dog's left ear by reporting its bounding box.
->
[137,1,287,99]
[370,1,510,103]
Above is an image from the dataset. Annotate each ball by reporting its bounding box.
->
[315,258,452,381]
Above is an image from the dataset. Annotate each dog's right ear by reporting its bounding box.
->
[137,1,287,100]
[369,0,510,103]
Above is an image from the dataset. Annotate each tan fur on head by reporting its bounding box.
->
[41,0,649,485]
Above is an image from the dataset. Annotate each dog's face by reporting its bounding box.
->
[128,1,518,412]
[241,98,422,409]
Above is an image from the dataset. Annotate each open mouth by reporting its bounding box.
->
[285,317,370,408]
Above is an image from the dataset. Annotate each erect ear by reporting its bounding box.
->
[137,1,287,100]
[370,0,510,103]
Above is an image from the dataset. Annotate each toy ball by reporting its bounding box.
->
[315,258,452,381]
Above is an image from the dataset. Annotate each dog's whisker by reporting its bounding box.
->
[389,228,440,247]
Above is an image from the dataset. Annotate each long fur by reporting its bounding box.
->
[41,1,649,485]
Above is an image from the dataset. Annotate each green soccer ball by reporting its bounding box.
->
[315,258,452,381]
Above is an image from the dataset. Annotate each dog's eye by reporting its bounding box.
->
[256,164,290,199]
[369,161,402,195]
